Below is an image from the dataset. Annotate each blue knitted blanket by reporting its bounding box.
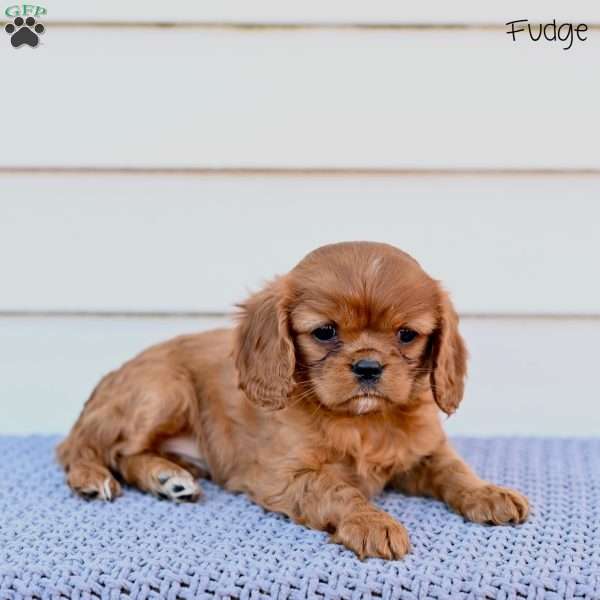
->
[1,436,599,599]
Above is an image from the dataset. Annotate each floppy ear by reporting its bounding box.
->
[430,287,468,415]
[234,278,296,410]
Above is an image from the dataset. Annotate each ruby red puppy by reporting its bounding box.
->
[58,241,529,559]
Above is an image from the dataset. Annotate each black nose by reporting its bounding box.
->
[351,359,383,382]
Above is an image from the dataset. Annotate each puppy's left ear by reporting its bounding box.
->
[430,287,468,415]
[234,278,296,410]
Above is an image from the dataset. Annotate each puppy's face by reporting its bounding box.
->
[291,298,435,416]
[235,242,467,416]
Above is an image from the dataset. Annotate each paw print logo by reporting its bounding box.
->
[5,16,45,48]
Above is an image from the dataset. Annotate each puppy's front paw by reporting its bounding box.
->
[331,510,411,560]
[455,484,529,525]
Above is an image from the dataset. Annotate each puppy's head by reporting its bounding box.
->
[235,242,467,416]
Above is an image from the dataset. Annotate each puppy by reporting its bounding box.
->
[57,241,528,559]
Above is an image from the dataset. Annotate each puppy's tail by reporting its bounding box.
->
[56,376,123,501]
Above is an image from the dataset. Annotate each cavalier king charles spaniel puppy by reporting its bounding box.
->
[58,241,528,559]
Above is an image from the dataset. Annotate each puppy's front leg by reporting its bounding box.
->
[263,463,410,560]
[394,440,529,525]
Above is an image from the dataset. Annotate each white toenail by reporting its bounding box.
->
[102,478,112,500]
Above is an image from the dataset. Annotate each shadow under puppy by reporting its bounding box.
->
[57,241,529,559]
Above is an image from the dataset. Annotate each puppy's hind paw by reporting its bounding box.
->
[79,477,121,501]
[156,470,202,503]
[68,464,122,502]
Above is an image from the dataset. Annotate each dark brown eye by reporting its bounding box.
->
[397,328,418,344]
[312,324,337,342]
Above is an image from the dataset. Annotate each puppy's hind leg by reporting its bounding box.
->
[59,357,202,502]
[117,452,203,502]
[57,417,122,502]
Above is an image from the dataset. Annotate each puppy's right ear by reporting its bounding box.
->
[234,278,296,410]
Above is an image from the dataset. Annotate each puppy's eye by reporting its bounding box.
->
[312,325,337,342]
[397,328,418,344]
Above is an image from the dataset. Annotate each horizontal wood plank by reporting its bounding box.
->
[0,29,598,169]
[1,316,596,436]
[20,1,600,25]
[1,173,599,314]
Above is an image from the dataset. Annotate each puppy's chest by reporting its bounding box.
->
[324,420,432,490]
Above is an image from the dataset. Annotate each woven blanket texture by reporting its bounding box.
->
[1,436,599,600]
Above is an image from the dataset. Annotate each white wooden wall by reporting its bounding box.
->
[1,2,599,435]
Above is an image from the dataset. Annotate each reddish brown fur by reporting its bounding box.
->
[57,242,529,559]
